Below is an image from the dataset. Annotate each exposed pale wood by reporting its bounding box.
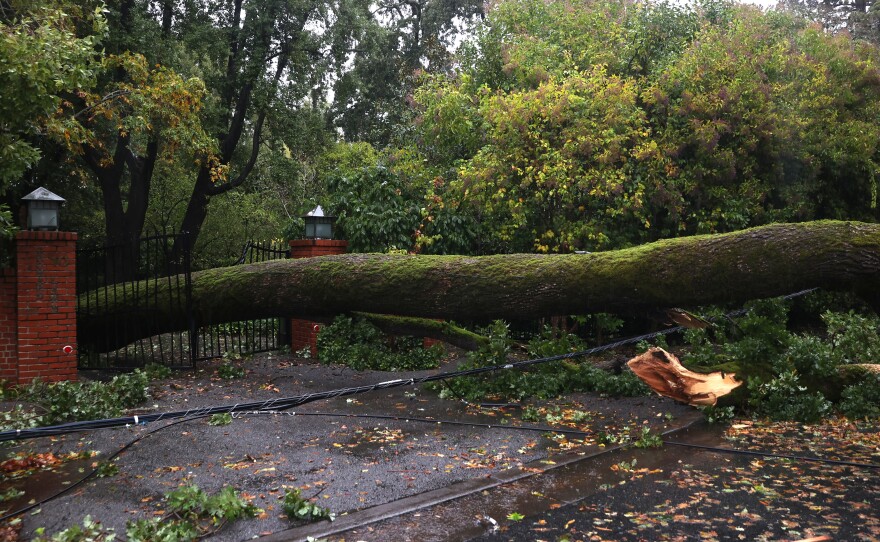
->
[627,347,742,406]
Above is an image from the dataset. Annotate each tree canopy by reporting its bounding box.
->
[396,0,880,255]
[5,0,880,268]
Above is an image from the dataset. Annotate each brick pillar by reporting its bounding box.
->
[288,239,348,357]
[0,268,17,383]
[11,231,78,384]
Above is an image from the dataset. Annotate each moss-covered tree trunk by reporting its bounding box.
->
[78,221,880,349]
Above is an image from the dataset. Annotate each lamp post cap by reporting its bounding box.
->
[22,187,65,203]
[305,205,325,217]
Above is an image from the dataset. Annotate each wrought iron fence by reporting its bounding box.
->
[77,234,291,370]
[193,240,289,361]
[76,231,196,370]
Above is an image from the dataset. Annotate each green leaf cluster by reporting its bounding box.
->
[316,315,443,371]
[13,371,150,426]
[435,320,649,401]
[682,295,880,422]
[281,488,334,523]
[327,166,422,253]
[126,485,259,541]
[0,1,105,189]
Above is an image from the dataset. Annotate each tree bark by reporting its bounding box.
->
[77,220,880,349]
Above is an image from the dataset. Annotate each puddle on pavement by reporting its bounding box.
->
[329,421,727,542]
[0,457,95,518]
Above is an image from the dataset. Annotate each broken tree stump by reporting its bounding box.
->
[627,347,742,406]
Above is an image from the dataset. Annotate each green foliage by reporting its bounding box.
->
[327,166,422,253]
[208,413,233,426]
[216,362,245,380]
[126,485,259,541]
[0,1,105,189]
[748,371,832,423]
[778,334,837,380]
[680,295,880,422]
[454,67,653,253]
[0,204,17,266]
[143,363,173,380]
[0,366,176,430]
[281,488,335,522]
[838,376,880,419]
[32,515,111,542]
[95,461,119,478]
[822,310,880,365]
[18,371,149,425]
[316,315,443,371]
[0,403,45,432]
[700,405,736,424]
[405,0,880,254]
[435,320,650,402]
[125,518,197,542]
[633,426,664,449]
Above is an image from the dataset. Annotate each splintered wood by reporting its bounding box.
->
[627,347,742,406]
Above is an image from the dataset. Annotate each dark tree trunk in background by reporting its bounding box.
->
[78,220,880,348]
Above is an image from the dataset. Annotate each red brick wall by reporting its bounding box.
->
[0,268,17,383]
[291,319,321,358]
[288,239,348,357]
[0,231,78,385]
[289,239,349,259]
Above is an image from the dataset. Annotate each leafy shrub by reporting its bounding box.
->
[143,363,172,380]
[326,166,422,253]
[700,405,735,424]
[317,315,442,371]
[822,310,880,365]
[838,376,880,419]
[748,371,832,423]
[526,325,588,358]
[778,334,837,379]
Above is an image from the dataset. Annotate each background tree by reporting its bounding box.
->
[330,0,486,146]
[395,0,880,254]
[0,0,104,207]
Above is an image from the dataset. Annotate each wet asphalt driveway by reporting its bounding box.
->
[5,352,701,541]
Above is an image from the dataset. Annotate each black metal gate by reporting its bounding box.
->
[76,236,288,370]
[76,231,196,370]
[192,241,289,361]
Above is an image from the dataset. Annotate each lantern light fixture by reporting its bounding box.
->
[303,205,335,239]
[22,187,65,231]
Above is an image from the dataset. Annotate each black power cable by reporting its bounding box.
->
[0,288,819,444]
[0,416,202,523]
[0,325,683,443]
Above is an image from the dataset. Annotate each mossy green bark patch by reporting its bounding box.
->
[78,220,880,349]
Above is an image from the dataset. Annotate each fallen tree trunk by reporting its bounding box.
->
[78,220,880,349]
